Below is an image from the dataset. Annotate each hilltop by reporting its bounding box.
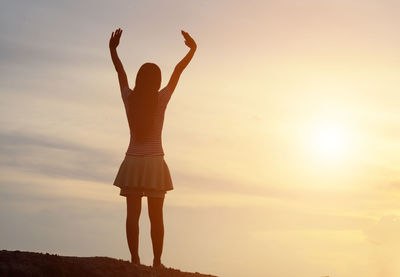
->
[0,250,217,277]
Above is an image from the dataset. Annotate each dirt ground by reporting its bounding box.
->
[0,250,217,277]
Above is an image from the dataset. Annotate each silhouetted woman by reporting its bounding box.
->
[110,28,197,268]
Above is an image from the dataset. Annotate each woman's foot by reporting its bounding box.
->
[131,255,141,265]
[152,259,165,269]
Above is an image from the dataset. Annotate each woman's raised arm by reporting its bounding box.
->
[109,28,129,91]
[164,30,197,94]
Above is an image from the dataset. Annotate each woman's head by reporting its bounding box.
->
[135,63,162,92]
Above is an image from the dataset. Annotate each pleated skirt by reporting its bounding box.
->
[113,155,173,197]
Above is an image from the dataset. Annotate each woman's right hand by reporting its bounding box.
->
[109,28,123,49]
[181,30,197,50]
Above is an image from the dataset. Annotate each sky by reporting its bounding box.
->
[1,0,400,276]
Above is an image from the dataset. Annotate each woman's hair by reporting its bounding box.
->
[127,63,162,143]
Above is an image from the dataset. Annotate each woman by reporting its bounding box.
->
[109,28,197,268]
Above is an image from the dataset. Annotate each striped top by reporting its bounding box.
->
[121,86,172,156]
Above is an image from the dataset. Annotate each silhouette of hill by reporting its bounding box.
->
[0,250,217,277]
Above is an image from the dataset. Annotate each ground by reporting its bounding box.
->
[0,250,217,277]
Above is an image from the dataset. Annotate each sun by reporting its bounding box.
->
[307,122,353,160]
[315,125,347,157]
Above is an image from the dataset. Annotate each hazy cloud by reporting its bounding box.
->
[0,130,117,183]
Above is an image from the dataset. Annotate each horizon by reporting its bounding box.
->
[1,1,400,276]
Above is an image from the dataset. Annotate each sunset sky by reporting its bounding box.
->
[1,0,400,276]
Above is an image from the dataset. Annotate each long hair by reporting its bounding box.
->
[127,63,161,143]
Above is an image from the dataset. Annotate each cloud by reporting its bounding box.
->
[0,130,118,183]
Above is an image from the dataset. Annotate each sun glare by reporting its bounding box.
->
[306,122,354,161]
[316,125,347,157]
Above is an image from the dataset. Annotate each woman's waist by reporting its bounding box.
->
[125,153,164,157]
[126,142,164,156]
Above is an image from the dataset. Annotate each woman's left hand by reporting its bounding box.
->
[109,28,123,49]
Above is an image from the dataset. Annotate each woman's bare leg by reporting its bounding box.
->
[147,197,164,267]
[126,195,142,264]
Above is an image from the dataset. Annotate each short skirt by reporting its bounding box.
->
[113,155,173,197]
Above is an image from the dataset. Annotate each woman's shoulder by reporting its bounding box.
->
[121,86,133,101]
[158,87,173,105]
